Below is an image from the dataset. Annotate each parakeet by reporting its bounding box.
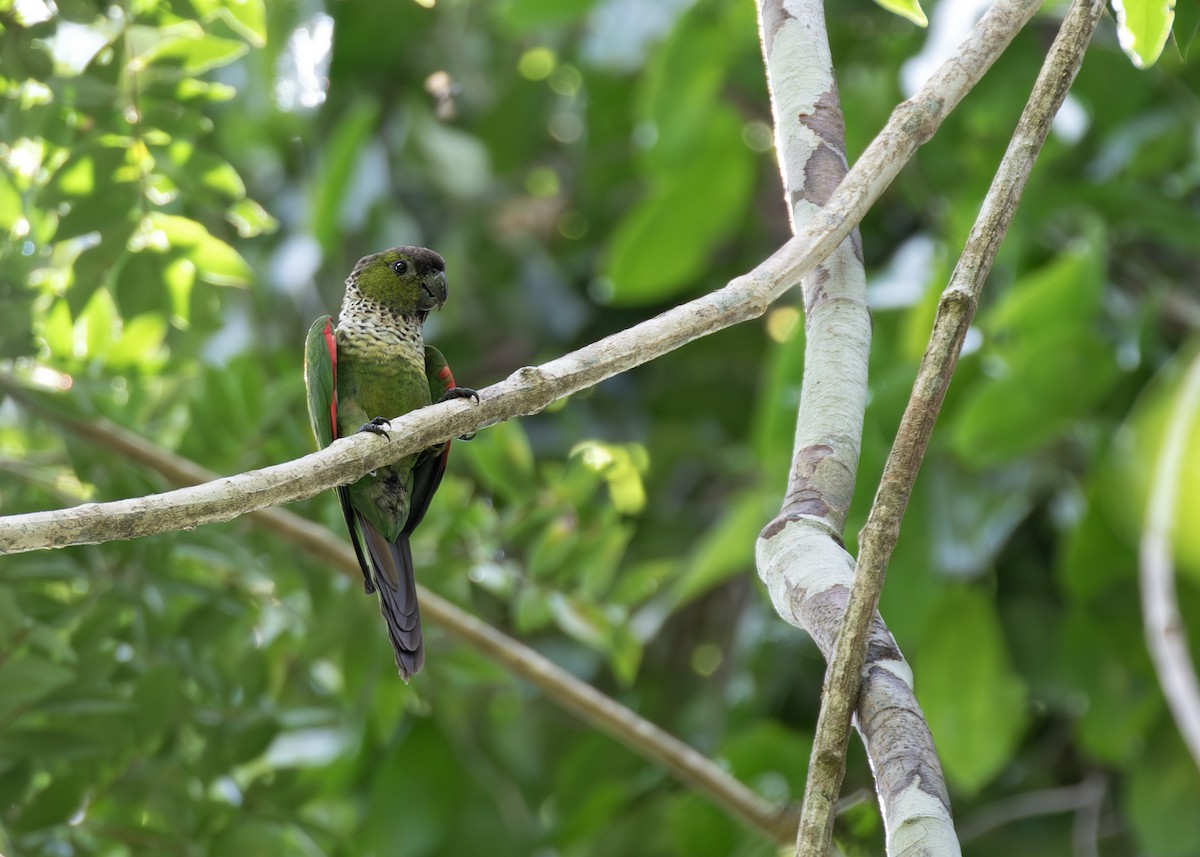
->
[304,246,477,680]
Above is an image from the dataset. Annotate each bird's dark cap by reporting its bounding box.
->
[352,246,446,277]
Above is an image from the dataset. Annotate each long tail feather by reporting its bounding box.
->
[358,515,424,681]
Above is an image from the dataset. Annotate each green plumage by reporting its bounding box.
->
[304,247,475,681]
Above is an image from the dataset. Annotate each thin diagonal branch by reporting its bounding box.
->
[0,379,799,844]
[810,1,1103,855]
[1140,347,1200,771]
[1,0,1041,557]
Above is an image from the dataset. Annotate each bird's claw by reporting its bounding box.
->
[437,387,479,440]
[438,386,480,405]
[357,416,391,437]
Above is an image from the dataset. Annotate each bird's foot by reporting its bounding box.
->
[438,386,479,404]
[438,387,480,440]
[357,416,391,437]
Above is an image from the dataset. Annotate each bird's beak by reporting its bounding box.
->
[417,271,448,312]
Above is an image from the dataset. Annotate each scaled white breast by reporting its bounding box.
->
[336,287,425,373]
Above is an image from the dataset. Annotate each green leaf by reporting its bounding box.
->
[106,313,168,370]
[570,440,647,514]
[79,286,119,360]
[0,657,75,718]
[67,227,134,315]
[226,198,277,237]
[37,299,75,362]
[720,721,812,795]
[1100,343,1200,581]
[605,107,754,305]
[984,242,1104,341]
[1128,723,1200,856]
[1174,0,1200,57]
[872,0,928,26]
[364,722,458,854]
[608,622,643,685]
[10,771,90,833]
[311,99,379,254]
[640,8,737,164]
[413,115,493,199]
[512,584,554,633]
[664,491,769,609]
[547,590,609,649]
[210,820,314,856]
[494,0,597,29]
[128,22,249,74]
[54,184,139,241]
[572,516,632,601]
[112,249,173,318]
[164,256,196,323]
[214,0,268,47]
[917,586,1027,793]
[0,166,23,230]
[1113,0,1175,68]
[923,457,1039,577]
[1062,601,1160,764]
[197,155,246,199]
[145,212,252,286]
[752,311,807,490]
[527,513,581,579]
[460,419,537,503]
[0,589,23,642]
[951,331,1120,465]
[0,760,32,816]
[1058,477,1138,600]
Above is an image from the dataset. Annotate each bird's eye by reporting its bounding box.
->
[391,260,408,275]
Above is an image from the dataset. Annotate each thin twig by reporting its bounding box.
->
[956,775,1106,842]
[1,0,1042,556]
[797,0,1105,854]
[0,380,798,843]
[1071,774,1105,857]
[1140,347,1200,772]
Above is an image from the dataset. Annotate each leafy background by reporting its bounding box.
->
[2,0,1200,854]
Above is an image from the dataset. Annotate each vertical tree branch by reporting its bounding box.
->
[1140,348,1200,771]
[755,1,874,853]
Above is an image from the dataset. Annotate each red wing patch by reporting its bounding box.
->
[437,364,455,391]
[323,319,339,439]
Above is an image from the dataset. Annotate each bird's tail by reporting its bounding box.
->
[359,516,424,681]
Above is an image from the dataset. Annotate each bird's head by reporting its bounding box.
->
[349,246,448,319]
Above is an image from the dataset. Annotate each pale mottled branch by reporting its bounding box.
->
[0,379,799,843]
[757,1,882,854]
[1140,348,1200,772]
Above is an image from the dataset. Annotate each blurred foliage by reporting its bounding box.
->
[1,0,1200,855]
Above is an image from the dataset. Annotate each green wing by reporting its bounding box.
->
[401,345,460,535]
[423,345,455,402]
[304,314,377,595]
[304,315,337,447]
